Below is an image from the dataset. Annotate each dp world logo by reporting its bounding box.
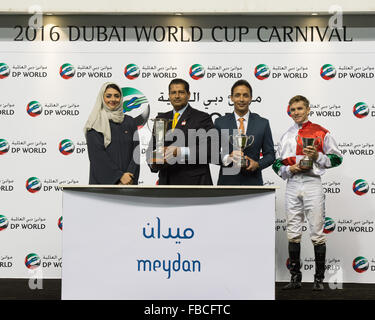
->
[0,215,9,231]
[353,102,369,119]
[0,139,10,155]
[189,64,205,80]
[353,179,369,196]
[27,101,42,117]
[287,105,292,117]
[254,64,270,80]
[323,217,336,234]
[59,139,75,155]
[58,216,63,230]
[320,64,336,80]
[353,256,369,273]
[124,64,140,80]
[122,87,150,127]
[0,63,10,79]
[286,258,303,270]
[26,177,42,193]
[25,253,41,269]
[60,63,75,79]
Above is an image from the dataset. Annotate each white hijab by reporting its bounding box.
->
[84,82,124,148]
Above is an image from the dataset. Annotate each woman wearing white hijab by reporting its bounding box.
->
[84,82,139,184]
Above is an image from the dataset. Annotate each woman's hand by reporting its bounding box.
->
[120,172,134,185]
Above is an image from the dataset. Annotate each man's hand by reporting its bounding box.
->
[164,146,180,161]
[289,163,308,174]
[303,145,318,161]
[245,156,260,172]
[119,172,134,185]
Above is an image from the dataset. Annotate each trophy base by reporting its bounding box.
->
[148,150,166,169]
[299,159,313,170]
[151,149,165,164]
[149,158,166,164]
[234,158,249,170]
[148,159,167,172]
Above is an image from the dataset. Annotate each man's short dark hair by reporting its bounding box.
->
[289,95,310,108]
[168,78,190,93]
[231,79,253,97]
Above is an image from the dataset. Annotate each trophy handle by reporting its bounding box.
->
[147,118,173,134]
[228,135,242,152]
[314,136,323,149]
[246,135,255,148]
[228,134,235,148]
[295,135,303,148]
[242,135,255,151]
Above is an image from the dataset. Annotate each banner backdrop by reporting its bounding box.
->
[62,188,275,300]
[0,40,374,283]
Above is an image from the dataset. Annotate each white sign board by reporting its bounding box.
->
[62,187,275,300]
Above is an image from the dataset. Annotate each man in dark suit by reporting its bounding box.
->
[214,79,275,185]
[148,78,215,185]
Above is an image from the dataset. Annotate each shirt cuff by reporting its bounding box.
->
[180,147,190,161]
[315,152,328,168]
[281,165,293,180]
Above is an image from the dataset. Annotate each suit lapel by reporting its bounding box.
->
[228,113,237,131]
[164,110,174,130]
[226,113,237,153]
[175,105,192,129]
[245,112,256,148]
[246,112,255,135]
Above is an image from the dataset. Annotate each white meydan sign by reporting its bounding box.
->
[62,186,276,300]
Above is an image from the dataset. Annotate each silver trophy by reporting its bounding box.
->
[149,118,173,164]
[230,132,255,168]
[296,135,322,170]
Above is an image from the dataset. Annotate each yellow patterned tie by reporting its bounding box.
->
[238,117,245,134]
[172,112,180,131]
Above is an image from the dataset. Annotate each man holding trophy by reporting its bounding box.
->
[214,79,275,185]
[272,95,343,291]
[147,78,215,185]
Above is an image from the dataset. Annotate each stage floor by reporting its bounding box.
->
[1,280,375,300]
